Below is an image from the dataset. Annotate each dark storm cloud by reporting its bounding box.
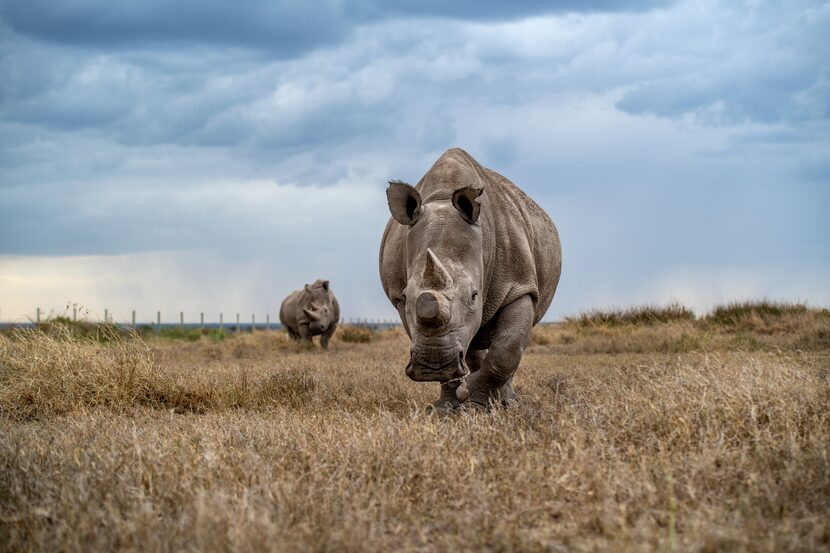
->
[0,1,349,56]
[2,0,672,53]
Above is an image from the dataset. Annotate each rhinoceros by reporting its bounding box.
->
[279,279,340,349]
[379,148,561,410]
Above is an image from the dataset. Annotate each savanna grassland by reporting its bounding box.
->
[1,302,829,552]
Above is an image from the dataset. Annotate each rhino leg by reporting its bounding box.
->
[286,327,301,340]
[298,323,313,343]
[466,348,487,373]
[320,322,337,349]
[464,295,534,409]
[427,348,489,412]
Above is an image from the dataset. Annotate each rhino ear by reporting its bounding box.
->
[452,186,483,224]
[304,284,312,294]
[321,280,329,291]
[387,180,421,225]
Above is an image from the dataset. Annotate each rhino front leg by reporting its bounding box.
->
[298,323,313,343]
[430,348,488,412]
[466,348,487,373]
[320,322,337,349]
[464,295,534,409]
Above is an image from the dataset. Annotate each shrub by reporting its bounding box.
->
[707,300,813,326]
[0,326,160,420]
[35,316,126,342]
[158,327,202,341]
[338,325,375,343]
[565,302,696,327]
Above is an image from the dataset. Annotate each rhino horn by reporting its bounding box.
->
[303,307,320,321]
[421,248,452,290]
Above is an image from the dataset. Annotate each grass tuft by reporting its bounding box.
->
[337,325,375,343]
[565,301,695,327]
[0,326,159,420]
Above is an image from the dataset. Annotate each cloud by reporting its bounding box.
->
[1,0,673,53]
[615,1,830,125]
[0,0,828,321]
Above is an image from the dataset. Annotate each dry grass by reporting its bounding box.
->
[1,307,829,552]
[565,302,696,327]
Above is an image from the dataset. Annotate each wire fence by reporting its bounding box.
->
[0,307,401,332]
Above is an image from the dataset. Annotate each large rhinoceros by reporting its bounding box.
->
[379,148,561,410]
[279,279,340,349]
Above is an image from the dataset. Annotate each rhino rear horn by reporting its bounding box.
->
[421,248,452,290]
[452,186,483,224]
[387,180,422,225]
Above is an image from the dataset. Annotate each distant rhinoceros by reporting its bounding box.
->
[279,279,340,349]
[379,148,561,410]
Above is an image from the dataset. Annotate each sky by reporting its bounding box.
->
[1,0,828,323]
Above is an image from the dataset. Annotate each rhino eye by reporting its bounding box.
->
[471,290,479,301]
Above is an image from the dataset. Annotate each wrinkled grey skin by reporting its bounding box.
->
[279,279,340,349]
[379,148,561,411]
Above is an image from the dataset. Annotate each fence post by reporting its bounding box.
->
[200,312,204,330]
[180,312,184,329]
[266,314,270,330]
[132,310,136,326]
[36,307,41,324]
[252,314,255,332]
[220,313,224,331]
[104,309,108,323]
[236,313,240,333]
[157,311,161,332]
[73,307,77,322]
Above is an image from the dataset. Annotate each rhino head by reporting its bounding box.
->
[303,280,335,334]
[386,180,484,382]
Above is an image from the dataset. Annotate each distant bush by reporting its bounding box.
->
[206,329,228,343]
[565,302,696,327]
[157,327,202,342]
[338,325,375,343]
[706,300,820,326]
[36,316,126,342]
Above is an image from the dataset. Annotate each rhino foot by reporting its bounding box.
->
[498,380,519,408]
[425,399,460,415]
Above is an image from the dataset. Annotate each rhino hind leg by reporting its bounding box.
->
[464,295,534,409]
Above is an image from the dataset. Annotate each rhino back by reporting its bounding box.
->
[478,165,561,325]
[279,289,304,331]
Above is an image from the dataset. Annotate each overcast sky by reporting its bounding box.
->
[1,0,828,323]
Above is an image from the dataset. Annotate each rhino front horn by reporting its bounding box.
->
[421,248,452,290]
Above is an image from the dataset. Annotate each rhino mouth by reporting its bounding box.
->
[405,345,469,382]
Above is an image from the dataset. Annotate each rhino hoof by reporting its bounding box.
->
[426,399,459,415]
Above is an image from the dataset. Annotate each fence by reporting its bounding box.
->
[0,307,401,332]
